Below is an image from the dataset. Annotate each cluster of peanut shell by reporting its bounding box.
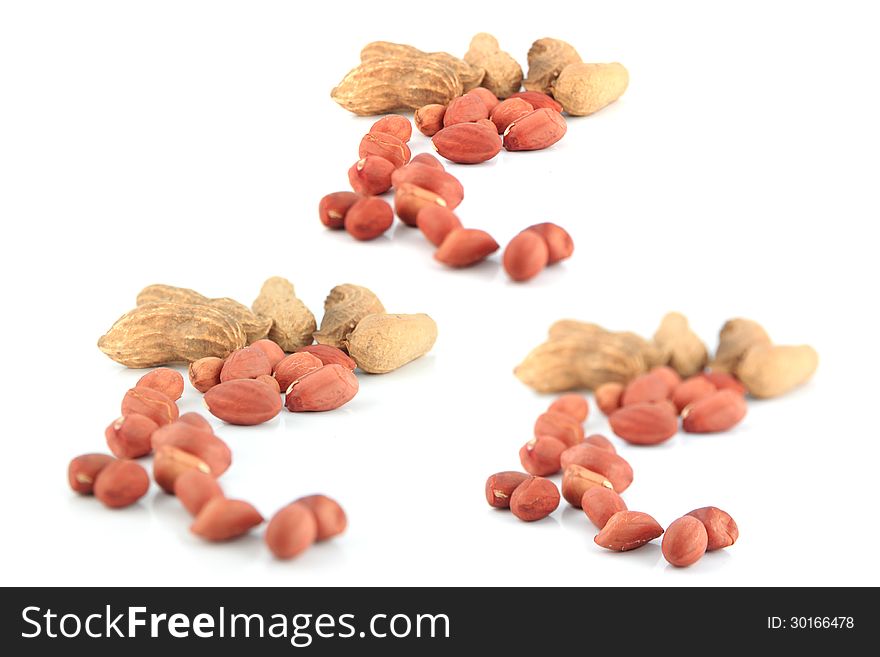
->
[99,280,437,375]
[68,370,345,560]
[320,114,574,282]
[332,36,628,119]
[485,393,739,567]
[515,313,818,400]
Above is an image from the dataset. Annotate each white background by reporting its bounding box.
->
[1,0,878,587]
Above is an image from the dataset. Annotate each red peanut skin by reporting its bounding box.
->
[265,502,318,559]
[509,476,560,522]
[220,346,272,383]
[174,469,223,516]
[345,196,394,241]
[297,495,347,541]
[650,365,682,390]
[178,412,214,433]
[560,443,633,493]
[621,373,672,406]
[191,498,264,542]
[286,364,359,412]
[548,394,589,423]
[348,156,395,195]
[249,339,286,370]
[410,153,444,170]
[534,411,584,447]
[466,87,500,113]
[503,108,567,151]
[682,389,747,433]
[295,345,357,371]
[274,352,324,392]
[121,387,179,427]
[94,460,150,509]
[394,183,447,227]
[358,132,410,169]
[662,516,709,567]
[443,94,489,126]
[485,471,530,509]
[188,357,224,393]
[503,230,549,282]
[319,192,360,229]
[595,382,624,416]
[369,115,412,142]
[204,379,283,425]
[490,98,534,133]
[519,435,567,476]
[526,223,573,264]
[582,487,628,528]
[432,123,502,164]
[416,206,462,247]
[415,104,446,137]
[594,511,664,551]
[701,371,748,396]
[671,376,717,413]
[609,402,679,445]
[391,163,464,209]
[136,368,184,401]
[150,421,232,476]
[435,229,499,267]
[687,506,739,550]
[105,413,158,459]
[68,454,115,494]
[509,91,563,112]
[584,434,616,454]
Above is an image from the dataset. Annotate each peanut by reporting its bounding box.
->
[344,313,437,374]
[489,97,533,133]
[153,445,211,494]
[509,476,560,522]
[188,357,225,393]
[443,93,489,126]
[314,284,385,349]
[582,486,627,528]
[485,471,529,509]
[135,368,184,401]
[265,502,318,559]
[394,183,447,226]
[151,421,232,475]
[526,223,574,264]
[548,393,589,423]
[256,374,281,393]
[435,229,499,267]
[466,87,500,113]
[204,379,283,425]
[250,339,286,370]
[735,344,818,398]
[94,460,150,509]
[295,345,357,371]
[191,498,263,542]
[345,196,394,241]
[296,495,348,541]
[595,382,624,415]
[560,443,633,493]
[415,104,446,137]
[524,38,582,95]
[609,401,679,445]
[432,122,502,164]
[369,114,412,142]
[702,371,747,395]
[621,372,672,406]
[416,205,462,247]
[503,230,549,282]
[534,411,584,447]
[662,516,708,567]
[551,62,629,116]
[687,506,739,550]
[653,312,708,377]
[594,510,663,551]
[219,346,272,383]
[561,464,612,507]
[709,318,772,373]
[348,156,395,196]
[503,108,567,151]
[463,33,523,99]
[361,42,484,92]
[681,389,747,433]
[410,153,444,170]
[99,302,246,368]
[509,91,563,112]
[391,162,464,209]
[358,132,411,169]
[68,453,114,494]
[286,364,359,412]
[584,434,616,454]
[519,435,567,476]
[319,191,361,229]
[274,352,323,391]
[121,386,179,427]
[671,376,717,413]
[105,414,157,459]
[174,469,223,516]
[252,276,317,353]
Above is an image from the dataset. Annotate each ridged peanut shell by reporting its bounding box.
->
[99,303,247,368]
[314,284,385,349]
[552,62,629,116]
[709,318,772,373]
[735,344,818,398]
[360,41,484,92]
[653,312,708,377]
[524,38,582,94]
[331,57,462,116]
[464,33,523,99]
[136,284,271,344]
[251,276,317,353]
[345,313,437,374]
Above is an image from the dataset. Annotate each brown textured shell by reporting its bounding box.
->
[709,318,772,373]
[136,284,271,344]
[735,344,818,398]
[551,62,629,116]
[515,321,665,393]
[331,58,463,116]
[653,312,709,377]
[523,38,582,95]
[344,313,438,374]
[360,41,484,92]
[251,276,317,352]
[98,302,247,368]
[313,285,385,349]
[464,33,523,99]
